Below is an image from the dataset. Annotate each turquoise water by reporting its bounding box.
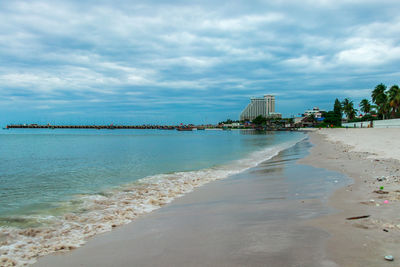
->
[0,129,306,265]
[0,129,303,219]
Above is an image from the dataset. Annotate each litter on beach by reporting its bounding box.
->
[346,215,370,220]
[384,255,394,261]
[373,190,389,194]
[376,176,387,182]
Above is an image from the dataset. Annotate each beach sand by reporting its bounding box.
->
[33,129,400,266]
[317,128,400,161]
[300,129,400,266]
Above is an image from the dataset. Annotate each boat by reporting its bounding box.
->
[197,126,205,130]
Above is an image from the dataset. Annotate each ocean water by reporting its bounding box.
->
[0,129,305,266]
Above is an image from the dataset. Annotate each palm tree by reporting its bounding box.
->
[371,83,389,119]
[372,83,387,103]
[388,85,400,118]
[342,98,357,120]
[359,99,371,114]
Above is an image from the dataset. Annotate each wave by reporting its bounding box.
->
[0,136,305,266]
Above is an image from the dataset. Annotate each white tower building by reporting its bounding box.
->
[240,95,278,121]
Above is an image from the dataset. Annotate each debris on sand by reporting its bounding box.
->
[373,190,389,194]
[384,255,394,261]
[346,215,370,220]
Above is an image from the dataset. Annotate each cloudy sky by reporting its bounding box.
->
[1,0,399,125]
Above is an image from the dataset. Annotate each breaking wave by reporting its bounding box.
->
[0,136,305,266]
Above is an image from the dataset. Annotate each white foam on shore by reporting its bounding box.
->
[0,135,305,266]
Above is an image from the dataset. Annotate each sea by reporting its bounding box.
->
[0,129,306,266]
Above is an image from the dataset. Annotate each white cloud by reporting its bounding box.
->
[200,13,285,32]
[282,55,330,71]
[336,39,400,66]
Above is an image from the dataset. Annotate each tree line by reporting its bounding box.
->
[369,83,400,120]
[320,83,400,126]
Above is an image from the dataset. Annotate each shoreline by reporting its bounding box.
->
[0,133,306,266]
[9,128,399,266]
[299,129,400,266]
[34,139,345,267]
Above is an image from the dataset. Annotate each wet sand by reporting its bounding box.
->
[35,140,347,267]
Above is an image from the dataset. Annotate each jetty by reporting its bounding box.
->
[5,124,177,130]
[5,123,299,131]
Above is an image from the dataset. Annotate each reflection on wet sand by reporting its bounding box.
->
[35,140,349,267]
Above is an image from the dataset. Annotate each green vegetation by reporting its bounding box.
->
[313,98,343,127]
[342,98,357,120]
[333,98,342,118]
[359,99,371,114]
[218,119,239,124]
[251,115,295,128]
[218,116,294,129]
[320,83,400,125]
[367,83,400,119]
[345,114,377,123]
[252,115,267,125]
[369,83,400,119]
[388,85,400,118]
[372,83,389,119]
[322,111,341,127]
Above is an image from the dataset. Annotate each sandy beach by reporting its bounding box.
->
[32,129,400,266]
[300,128,400,266]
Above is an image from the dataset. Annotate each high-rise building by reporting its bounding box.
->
[240,95,278,121]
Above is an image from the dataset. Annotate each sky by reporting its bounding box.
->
[1,0,400,125]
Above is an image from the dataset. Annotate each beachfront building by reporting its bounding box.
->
[304,107,325,119]
[220,122,241,128]
[269,112,282,119]
[240,95,279,121]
